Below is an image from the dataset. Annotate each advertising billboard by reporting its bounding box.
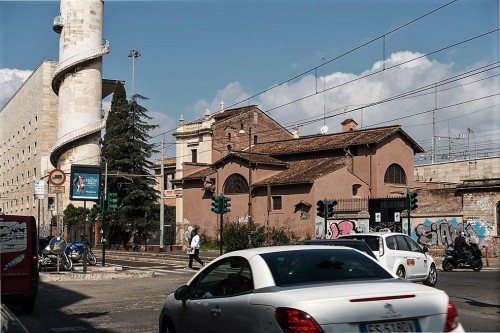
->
[69,164,101,201]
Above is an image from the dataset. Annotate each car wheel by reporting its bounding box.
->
[423,264,437,287]
[161,317,176,333]
[442,259,453,272]
[396,266,406,279]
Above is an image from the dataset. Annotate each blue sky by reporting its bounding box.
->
[1,0,499,161]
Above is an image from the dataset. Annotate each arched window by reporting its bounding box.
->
[384,164,407,185]
[223,173,248,194]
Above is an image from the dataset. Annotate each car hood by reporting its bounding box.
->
[251,279,448,324]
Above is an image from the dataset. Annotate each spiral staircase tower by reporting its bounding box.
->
[50,0,110,168]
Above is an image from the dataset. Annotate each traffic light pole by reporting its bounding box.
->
[83,201,87,274]
[102,161,108,266]
[219,210,223,256]
[323,204,328,239]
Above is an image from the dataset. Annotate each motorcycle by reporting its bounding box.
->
[38,244,74,271]
[65,240,98,266]
[442,242,483,272]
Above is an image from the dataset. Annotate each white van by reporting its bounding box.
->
[339,232,437,286]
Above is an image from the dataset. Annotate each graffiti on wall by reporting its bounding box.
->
[476,195,493,214]
[414,217,495,247]
[315,220,370,239]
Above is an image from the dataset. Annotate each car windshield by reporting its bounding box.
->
[260,249,392,287]
[340,235,379,252]
[302,240,375,258]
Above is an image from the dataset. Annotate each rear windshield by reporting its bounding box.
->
[260,249,392,287]
[340,235,379,252]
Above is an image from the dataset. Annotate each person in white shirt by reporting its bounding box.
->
[187,229,204,269]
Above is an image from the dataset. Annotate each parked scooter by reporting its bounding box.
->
[65,240,97,266]
[442,242,483,272]
[38,243,73,271]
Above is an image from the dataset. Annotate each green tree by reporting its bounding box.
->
[63,203,88,228]
[100,83,159,245]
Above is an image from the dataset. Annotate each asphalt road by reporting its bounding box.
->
[16,273,193,333]
[436,270,500,333]
[13,261,500,333]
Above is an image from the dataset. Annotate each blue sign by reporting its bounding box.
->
[49,236,67,255]
[70,164,101,201]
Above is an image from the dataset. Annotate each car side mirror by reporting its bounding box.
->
[422,246,429,253]
[174,285,190,301]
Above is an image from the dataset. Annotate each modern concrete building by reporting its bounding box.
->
[1,0,116,237]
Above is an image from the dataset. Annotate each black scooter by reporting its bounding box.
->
[442,242,483,272]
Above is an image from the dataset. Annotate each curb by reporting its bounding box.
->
[39,265,156,282]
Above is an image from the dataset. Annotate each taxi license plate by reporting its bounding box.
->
[360,320,420,332]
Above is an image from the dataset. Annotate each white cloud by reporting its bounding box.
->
[195,51,499,158]
[0,68,33,109]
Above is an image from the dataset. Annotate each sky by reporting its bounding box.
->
[1,0,499,163]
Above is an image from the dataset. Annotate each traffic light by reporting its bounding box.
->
[223,196,231,213]
[409,191,418,210]
[316,200,325,217]
[211,195,221,214]
[107,192,118,210]
[327,200,338,218]
[406,189,418,211]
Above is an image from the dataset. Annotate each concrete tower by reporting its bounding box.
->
[50,0,109,169]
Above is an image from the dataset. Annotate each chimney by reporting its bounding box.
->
[341,118,358,132]
[293,127,299,138]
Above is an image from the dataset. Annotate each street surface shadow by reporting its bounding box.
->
[14,281,115,333]
[454,296,500,309]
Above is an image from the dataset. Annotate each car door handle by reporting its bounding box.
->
[211,308,222,316]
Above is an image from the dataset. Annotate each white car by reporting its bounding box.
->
[339,232,438,286]
[159,245,462,333]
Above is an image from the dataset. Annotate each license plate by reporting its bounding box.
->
[360,319,421,333]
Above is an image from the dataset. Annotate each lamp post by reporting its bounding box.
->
[128,49,141,97]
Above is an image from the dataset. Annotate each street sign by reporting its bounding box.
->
[50,186,65,194]
[375,212,381,222]
[394,212,401,222]
[49,236,67,255]
[34,179,45,199]
[49,168,66,186]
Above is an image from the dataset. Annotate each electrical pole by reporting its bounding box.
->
[159,138,165,248]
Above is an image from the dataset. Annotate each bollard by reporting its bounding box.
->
[484,246,489,267]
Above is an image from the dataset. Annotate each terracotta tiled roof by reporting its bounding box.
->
[252,125,424,155]
[183,167,216,180]
[213,151,288,168]
[253,157,347,186]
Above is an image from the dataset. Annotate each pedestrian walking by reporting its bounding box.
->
[187,229,204,269]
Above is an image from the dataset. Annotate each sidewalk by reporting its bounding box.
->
[39,249,499,283]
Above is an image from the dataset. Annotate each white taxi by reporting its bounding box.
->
[339,232,438,286]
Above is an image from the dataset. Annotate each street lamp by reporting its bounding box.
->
[128,49,141,98]
[239,122,253,224]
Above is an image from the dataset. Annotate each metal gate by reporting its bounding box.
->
[368,197,406,232]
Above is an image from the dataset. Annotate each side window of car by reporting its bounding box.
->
[190,257,253,299]
[404,236,423,253]
[386,236,397,250]
[395,236,410,251]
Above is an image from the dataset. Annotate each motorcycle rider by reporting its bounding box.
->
[454,231,473,265]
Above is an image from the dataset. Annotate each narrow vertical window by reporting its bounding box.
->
[191,149,197,163]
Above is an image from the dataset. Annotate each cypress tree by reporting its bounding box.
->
[101,83,159,244]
